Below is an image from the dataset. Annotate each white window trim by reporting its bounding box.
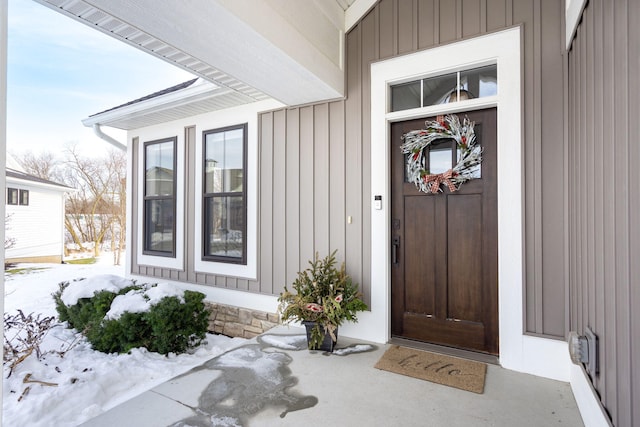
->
[193,107,260,280]
[136,135,185,270]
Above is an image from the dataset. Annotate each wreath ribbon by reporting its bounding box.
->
[424,169,457,193]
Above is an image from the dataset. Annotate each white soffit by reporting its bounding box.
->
[81,79,261,130]
[34,0,359,106]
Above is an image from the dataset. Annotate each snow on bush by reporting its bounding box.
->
[105,282,184,320]
[54,276,210,355]
[59,274,134,306]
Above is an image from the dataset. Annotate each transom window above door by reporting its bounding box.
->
[390,64,497,112]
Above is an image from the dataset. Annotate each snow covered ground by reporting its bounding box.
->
[3,254,246,427]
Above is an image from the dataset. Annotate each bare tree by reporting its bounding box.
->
[63,144,126,259]
[5,214,17,251]
[11,151,64,183]
[103,149,127,265]
[12,147,126,264]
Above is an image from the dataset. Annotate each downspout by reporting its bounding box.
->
[92,124,126,151]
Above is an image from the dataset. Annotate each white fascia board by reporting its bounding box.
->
[82,80,226,128]
[345,0,378,32]
[6,176,73,193]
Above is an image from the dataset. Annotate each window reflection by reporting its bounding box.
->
[145,141,174,196]
[390,64,497,112]
[145,199,174,253]
[205,129,243,194]
[143,137,176,256]
[204,196,244,259]
[203,124,247,264]
[429,148,453,174]
[391,81,421,111]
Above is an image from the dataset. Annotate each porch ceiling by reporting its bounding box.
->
[33,0,362,107]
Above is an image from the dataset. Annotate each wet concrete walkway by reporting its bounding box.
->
[81,326,584,427]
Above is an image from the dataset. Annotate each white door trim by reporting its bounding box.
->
[350,26,570,381]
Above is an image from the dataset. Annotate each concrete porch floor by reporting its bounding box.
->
[81,326,584,427]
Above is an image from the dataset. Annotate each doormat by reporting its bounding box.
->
[374,345,487,394]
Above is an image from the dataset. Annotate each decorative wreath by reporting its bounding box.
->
[401,114,482,194]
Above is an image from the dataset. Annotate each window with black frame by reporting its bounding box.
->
[202,124,247,264]
[143,137,176,256]
[19,189,29,206]
[7,188,18,205]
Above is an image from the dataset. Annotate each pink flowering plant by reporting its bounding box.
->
[278,250,368,349]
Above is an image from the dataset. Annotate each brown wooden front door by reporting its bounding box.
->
[390,108,498,355]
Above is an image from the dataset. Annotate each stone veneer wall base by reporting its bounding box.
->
[205,302,280,339]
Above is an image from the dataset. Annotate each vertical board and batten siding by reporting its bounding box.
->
[568,1,639,425]
[259,102,355,298]
[259,0,566,336]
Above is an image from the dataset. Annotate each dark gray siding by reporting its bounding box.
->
[568,1,639,425]
[132,0,568,338]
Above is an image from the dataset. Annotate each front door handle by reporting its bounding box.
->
[392,236,400,265]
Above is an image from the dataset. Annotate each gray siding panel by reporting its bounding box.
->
[568,0,639,424]
[185,126,196,284]
[629,1,640,425]
[486,0,506,31]
[130,137,140,276]
[345,20,364,292]
[378,0,396,58]
[539,0,565,337]
[397,0,416,54]
[313,104,330,257]
[417,0,436,48]
[328,101,346,260]
[272,109,287,293]
[613,2,631,426]
[462,0,482,38]
[439,0,457,43]
[299,106,316,267]
[285,109,301,288]
[260,112,274,293]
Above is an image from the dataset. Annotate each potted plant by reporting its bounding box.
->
[277,250,368,351]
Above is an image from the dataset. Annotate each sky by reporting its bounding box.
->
[6,0,195,156]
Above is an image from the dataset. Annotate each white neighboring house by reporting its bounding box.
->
[5,156,72,264]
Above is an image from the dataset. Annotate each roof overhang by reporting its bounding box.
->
[81,78,264,130]
[6,170,74,193]
[34,0,377,106]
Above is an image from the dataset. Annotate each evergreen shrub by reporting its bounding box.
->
[53,282,209,355]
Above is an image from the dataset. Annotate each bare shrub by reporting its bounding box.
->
[4,310,57,377]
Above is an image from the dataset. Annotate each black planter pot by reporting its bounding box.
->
[302,321,338,352]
